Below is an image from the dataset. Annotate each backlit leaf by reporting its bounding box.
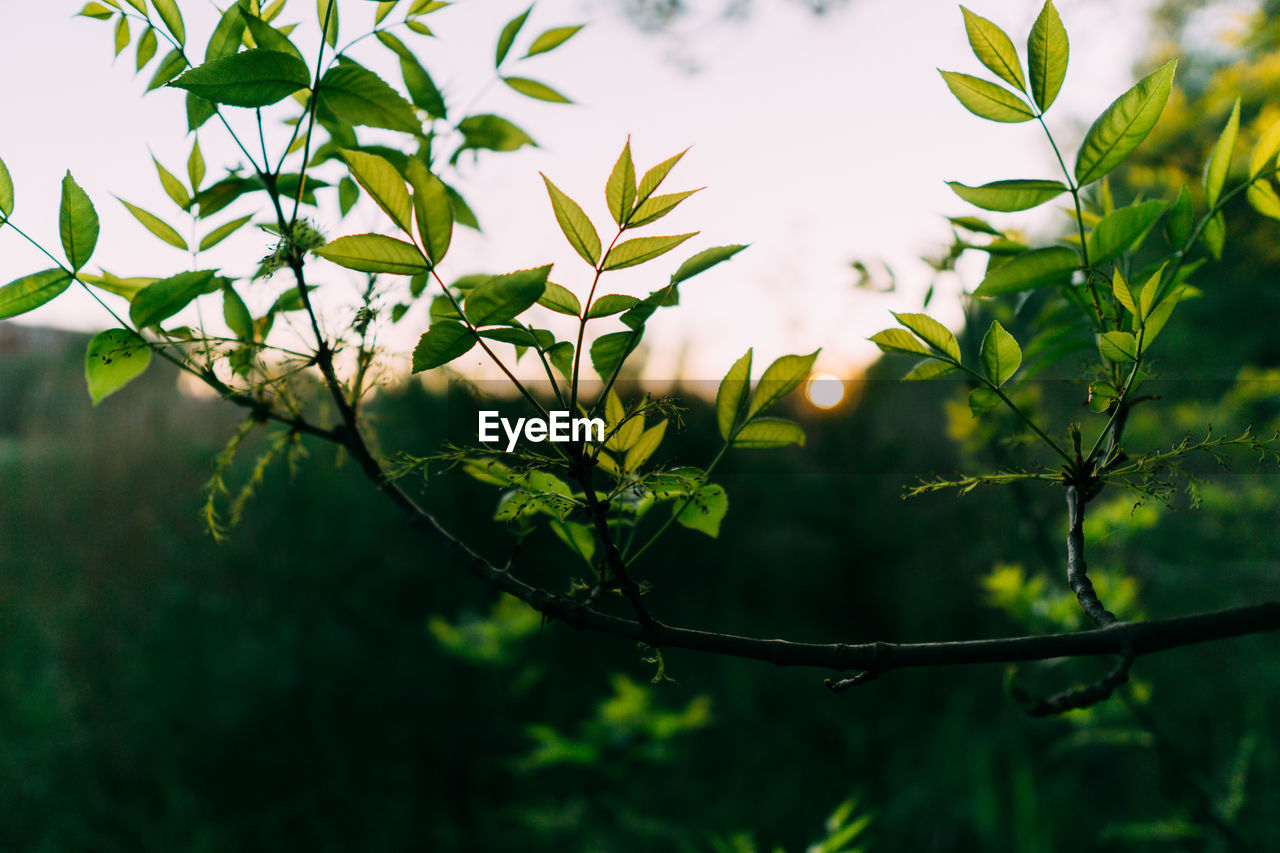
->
[893,312,960,361]
[319,64,420,134]
[503,76,571,103]
[119,198,188,249]
[746,350,820,420]
[670,244,747,285]
[606,139,636,227]
[152,156,190,208]
[199,214,253,251]
[1074,59,1176,186]
[542,175,601,266]
[1204,97,1240,207]
[341,148,412,233]
[0,269,74,319]
[1086,199,1167,265]
[586,294,640,318]
[525,24,583,57]
[85,329,151,404]
[0,156,13,218]
[1164,185,1193,249]
[463,266,550,326]
[1027,0,1068,111]
[960,6,1025,90]
[59,172,99,271]
[674,484,727,537]
[169,49,311,107]
[590,330,641,380]
[496,5,531,66]
[222,284,253,341]
[716,349,752,440]
[630,189,699,228]
[152,0,185,45]
[947,179,1066,212]
[1098,330,1138,363]
[129,269,217,327]
[412,320,476,371]
[635,149,687,208]
[939,71,1034,122]
[405,159,453,265]
[870,329,930,356]
[731,417,805,449]
[312,233,429,274]
[974,246,1078,296]
[538,281,581,316]
[602,232,697,270]
[979,319,1021,386]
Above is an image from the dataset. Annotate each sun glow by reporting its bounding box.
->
[804,372,846,410]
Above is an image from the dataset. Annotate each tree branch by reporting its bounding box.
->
[1066,485,1118,627]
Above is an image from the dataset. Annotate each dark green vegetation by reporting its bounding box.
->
[5,0,1280,849]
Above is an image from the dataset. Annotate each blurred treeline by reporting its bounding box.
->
[6,2,1280,850]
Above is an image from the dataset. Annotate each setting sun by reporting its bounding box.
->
[804,372,846,410]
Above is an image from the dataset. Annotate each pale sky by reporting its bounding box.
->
[0,0,1161,384]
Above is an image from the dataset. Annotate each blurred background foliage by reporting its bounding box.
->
[5,0,1280,849]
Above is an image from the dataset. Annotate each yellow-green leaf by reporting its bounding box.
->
[542,174,601,266]
[960,6,1025,91]
[405,158,453,265]
[152,156,190,208]
[503,76,571,103]
[85,329,152,405]
[152,0,186,45]
[602,232,697,271]
[979,319,1021,386]
[1027,0,1068,112]
[312,233,429,275]
[60,172,99,272]
[119,198,188,249]
[947,179,1066,212]
[716,349,752,440]
[0,269,74,319]
[1074,59,1176,186]
[939,71,1034,122]
[199,214,253,251]
[341,149,412,233]
[731,417,805,450]
[605,138,636,227]
[625,420,667,471]
[1204,97,1240,207]
[525,24,583,57]
[746,350,820,420]
[893,312,960,361]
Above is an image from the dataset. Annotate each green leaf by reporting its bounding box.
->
[590,330,641,380]
[525,24,583,57]
[405,159,453,265]
[318,64,420,134]
[185,92,216,132]
[969,386,1001,416]
[1098,330,1138,363]
[463,266,550,326]
[716,349,752,440]
[630,189,699,228]
[79,3,115,20]
[375,1,398,25]
[80,271,155,301]
[0,155,12,219]
[129,269,217,327]
[147,49,188,92]
[0,269,74,319]
[59,172,99,272]
[503,76,571,103]
[602,233,697,271]
[549,520,595,561]
[169,49,311,108]
[222,284,253,341]
[870,328,930,356]
[947,179,1067,212]
[478,327,554,349]
[547,340,574,380]
[538,281,581,316]
[85,329,151,405]
[1027,0,1068,112]
[625,420,668,471]
[152,0,185,45]
[240,8,304,61]
[119,198,188,249]
[948,215,1002,235]
[340,149,412,233]
[1140,287,1183,351]
[542,175,601,266]
[135,25,157,71]
[670,244,747,285]
[635,149,687,209]
[746,350,820,420]
[1074,59,1176,186]
[606,138,636,227]
[892,312,960,361]
[187,140,205,193]
[400,56,447,119]
[1086,199,1167,266]
[1164,185,1193,249]
[152,156,190,209]
[1112,265,1138,316]
[979,319,1021,386]
[313,234,428,275]
[205,1,247,61]
[1205,98,1240,207]
[586,294,639,318]
[960,6,1025,90]
[973,246,1078,296]
[495,5,532,66]
[317,0,338,49]
[731,417,805,450]
[199,214,253,251]
[939,71,1034,122]
[114,14,131,57]
[674,484,728,537]
[903,359,958,380]
[1201,212,1225,259]
[1250,118,1280,178]
[455,114,536,155]
[412,320,476,371]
